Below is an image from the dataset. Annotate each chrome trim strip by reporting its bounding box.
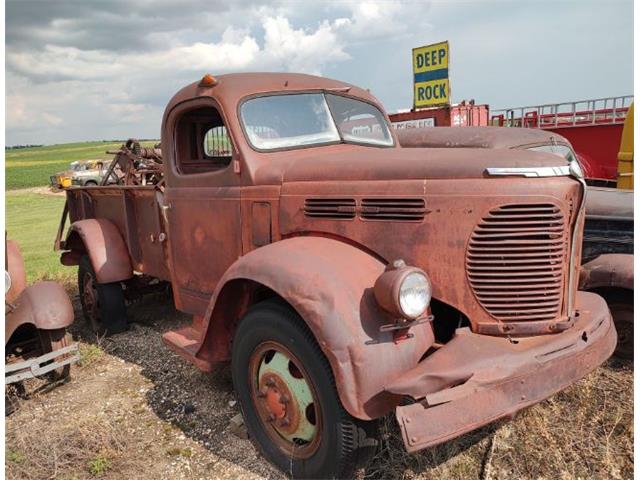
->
[485,166,570,177]
[567,176,587,318]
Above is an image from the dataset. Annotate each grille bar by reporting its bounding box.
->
[304,198,356,219]
[466,203,567,322]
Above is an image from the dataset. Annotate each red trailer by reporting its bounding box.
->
[389,100,489,129]
[491,96,633,185]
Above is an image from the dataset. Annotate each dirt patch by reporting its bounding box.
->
[6,186,65,196]
[5,293,633,479]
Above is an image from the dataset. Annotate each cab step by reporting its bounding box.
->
[162,326,214,372]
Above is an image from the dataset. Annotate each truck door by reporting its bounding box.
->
[162,99,242,316]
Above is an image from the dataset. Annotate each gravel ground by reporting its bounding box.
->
[5,291,633,479]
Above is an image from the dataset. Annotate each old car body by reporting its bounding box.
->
[398,125,633,357]
[50,160,113,190]
[5,239,78,388]
[55,73,616,477]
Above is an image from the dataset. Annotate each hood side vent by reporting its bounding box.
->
[304,198,356,219]
[360,198,426,221]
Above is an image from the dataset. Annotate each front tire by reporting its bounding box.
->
[231,301,378,479]
[78,255,128,335]
[39,328,72,381]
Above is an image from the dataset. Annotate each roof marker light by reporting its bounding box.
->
[199,74,218,87]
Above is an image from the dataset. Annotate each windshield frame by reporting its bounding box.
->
[237,90,396,153]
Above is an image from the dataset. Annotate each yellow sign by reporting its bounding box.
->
[413,41,450,108]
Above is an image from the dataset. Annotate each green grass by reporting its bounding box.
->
[6,140,158,190]
[5,191,72,283]
[88,454,110,476]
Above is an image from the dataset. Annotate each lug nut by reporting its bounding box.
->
[267,413,276,422]
[280,418,290,427]
[257,388,268,398]
[265,377,275,387]
[280,394,290,404]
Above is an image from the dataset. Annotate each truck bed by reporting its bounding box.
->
[65,185,171,281]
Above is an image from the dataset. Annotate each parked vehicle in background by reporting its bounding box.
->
[398,126,633,358]
[50,159,114,190]
[55,73,616,479]
[5,238,78,412]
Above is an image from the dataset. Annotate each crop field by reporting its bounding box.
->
[6,141,126,190]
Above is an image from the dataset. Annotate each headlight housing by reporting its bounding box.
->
[374,260,432,321]
[569,159,584,179]
[5,270,11,295]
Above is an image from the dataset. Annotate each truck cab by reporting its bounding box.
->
[55,73,616,479]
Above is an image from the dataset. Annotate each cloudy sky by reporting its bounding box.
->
[5,0,633,146]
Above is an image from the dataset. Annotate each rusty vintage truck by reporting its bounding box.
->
[54,73,616,479]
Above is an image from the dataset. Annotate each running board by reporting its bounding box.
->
[5,343,80,384]
[162,327,214,373]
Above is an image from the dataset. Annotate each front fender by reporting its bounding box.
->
[579,253,634,291]
[196,237,435,420]
[62,219,133,283]
[5,282,74,342]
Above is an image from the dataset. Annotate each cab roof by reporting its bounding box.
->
[164,72,382,117]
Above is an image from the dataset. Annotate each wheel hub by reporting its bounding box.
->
[250,343,321,456]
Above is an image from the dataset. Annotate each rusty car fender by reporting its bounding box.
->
[579,253,634,291]
[5,282,75,342]
[195,236,435,420]
[62,219,133,283]
[6,240,27,304]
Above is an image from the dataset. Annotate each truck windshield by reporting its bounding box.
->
[240,93,393,150]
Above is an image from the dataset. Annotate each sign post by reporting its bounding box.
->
[413,41,450,109]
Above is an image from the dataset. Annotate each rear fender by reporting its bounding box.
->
[62,219,133,283]
[195,237,435,420]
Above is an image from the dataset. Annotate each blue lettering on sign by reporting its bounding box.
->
[414,68,449,84]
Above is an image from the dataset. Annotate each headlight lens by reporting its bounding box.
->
[569,159,584,179]
[5,271,11,295]
[398,271,431,319]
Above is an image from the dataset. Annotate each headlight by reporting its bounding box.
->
[374,260,432,321]
[569,159,584,179]
[398,271,431,319]
[5,271,11,295]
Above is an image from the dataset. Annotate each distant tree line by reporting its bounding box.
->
[6,144,44,150]
[6,139,160,150]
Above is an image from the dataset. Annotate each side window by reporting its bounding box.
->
[175,106,232,175]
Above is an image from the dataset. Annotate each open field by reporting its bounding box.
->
[5,293,633,480]
[6,190,71,283]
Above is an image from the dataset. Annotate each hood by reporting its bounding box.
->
[262,145,572,184]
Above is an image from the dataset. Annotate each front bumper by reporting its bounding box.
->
[389,291,616,453]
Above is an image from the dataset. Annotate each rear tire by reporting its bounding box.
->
[603,290,633,360]
[231,300,378,479]
[78,255,128,336]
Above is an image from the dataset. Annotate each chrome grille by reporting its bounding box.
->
[466,204,567,321]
